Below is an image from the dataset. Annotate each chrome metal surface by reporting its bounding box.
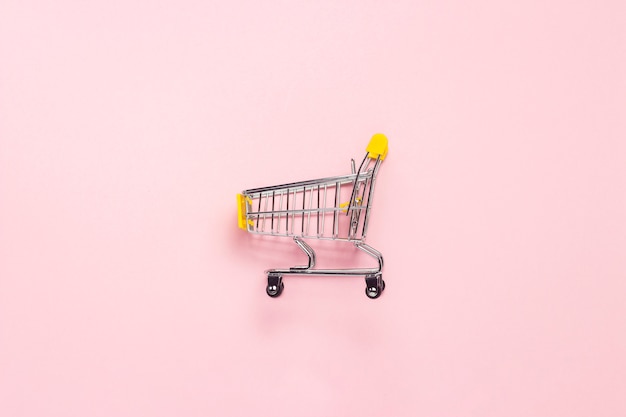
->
[241,145,387,287]
[241,153,382,242]
[266,240,383,277]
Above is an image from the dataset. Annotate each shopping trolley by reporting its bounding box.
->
[237,134,389,299]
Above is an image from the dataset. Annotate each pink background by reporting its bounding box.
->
[1,1,625,416]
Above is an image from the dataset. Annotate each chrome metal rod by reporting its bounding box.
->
[332,182,339,238]
[271,191,275,232]
[355,242,384,272]
[301,187,306,234]
[321,184,327,237]
[316,185,320,236]
[285,188,289,233]
[267,268,380,276]
[346,153,369,215]
[290,237,316,270]
[361,157,382,239]
[244,172,371,194]
[306,186,313,235]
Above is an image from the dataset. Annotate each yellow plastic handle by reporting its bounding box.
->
[366,133,388,160]
[237,193,252,230]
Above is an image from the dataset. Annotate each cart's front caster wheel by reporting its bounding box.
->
[266,282,284,297]
[266,274,284,298]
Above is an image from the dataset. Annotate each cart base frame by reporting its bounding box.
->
[265,237,385,299]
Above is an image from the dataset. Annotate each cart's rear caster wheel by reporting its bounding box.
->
[366,285,380,299]
[365,277,385,299]
[266,282,284,297]
[365,281,385,299]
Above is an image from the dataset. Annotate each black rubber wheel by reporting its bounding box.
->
[266,282,284,298]
[366,277,385,299]
[366,285,381,299]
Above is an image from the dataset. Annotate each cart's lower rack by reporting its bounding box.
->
[264,237,386,299]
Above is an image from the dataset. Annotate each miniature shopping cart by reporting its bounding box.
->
[237,134,389,299]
